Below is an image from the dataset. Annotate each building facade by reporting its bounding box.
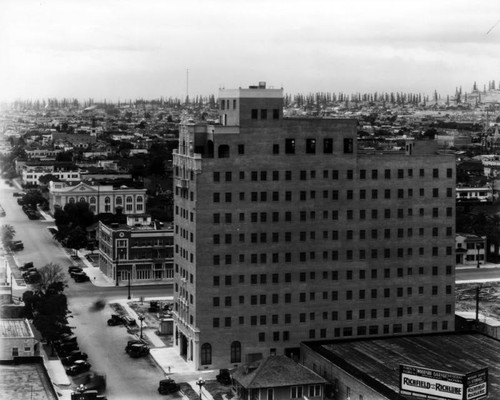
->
[172,83,456,370]
[98,215,174,285]
[455,233,486,266]
[0,319,39,361]
[48,181,147,215]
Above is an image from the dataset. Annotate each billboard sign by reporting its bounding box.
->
[465,368,488,400]
[400,365,464,400]
[400,365,488,400]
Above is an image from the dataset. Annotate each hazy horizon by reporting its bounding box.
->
[2,0,500,102]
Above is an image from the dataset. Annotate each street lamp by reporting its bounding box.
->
[196,377,205,399]
[127,272,131,300]
[138,314,145,340]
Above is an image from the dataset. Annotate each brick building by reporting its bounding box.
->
[98,214,174,285]
[172,83,456,370]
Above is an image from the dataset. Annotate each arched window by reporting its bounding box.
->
[105,197,111,204]
[90,197,96,204]
[218,144,230,158]
[116,197,122,205]
[126,196,133,203]
[137,196,143,203]
[79,197,86,203]
[200,343,212,365]
[68,197,75,204]
[230,341,241,363]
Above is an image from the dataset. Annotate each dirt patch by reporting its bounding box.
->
[456,282,500,319]
[179,382,200,400]
[204,380,234,400]
[128,300,173,331]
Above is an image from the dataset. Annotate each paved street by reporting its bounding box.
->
[456,265,500,283]
[0,180,176,399]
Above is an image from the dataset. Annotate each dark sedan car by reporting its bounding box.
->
[128,343,150,358]
[61,351,88,366]
[73,272,90,282]
[158,379,180,395]
[66,360,91,376]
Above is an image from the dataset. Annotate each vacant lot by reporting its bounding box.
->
[456,282,500,319]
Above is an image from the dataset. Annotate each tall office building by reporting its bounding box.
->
[172,83,455,370]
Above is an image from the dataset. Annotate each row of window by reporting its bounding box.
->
[211,207,453,224]
[210,266,453,286]
[212,227,454,245]
[212,167,453,183]
[212,286,453,307]
[211,246,454,265]
[212,187,454,203]
[211,319,451,337]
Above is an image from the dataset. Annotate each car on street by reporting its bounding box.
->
[128,343,150,358]
[61,351,88,366]
[158,378,180,395]
[20,261,34,271]
[9,240,24,251]
[73,272,90,282]
[107,314,123,326]
[13,192,25,197]
[56,341,79,355]
[68,266,83,275]
[65,360,91,376]
[125,339,146,353]
[216,369,232,385]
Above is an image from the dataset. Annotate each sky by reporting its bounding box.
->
[1,0,500,102]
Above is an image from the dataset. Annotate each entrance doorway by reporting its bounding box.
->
[180,332,188,360]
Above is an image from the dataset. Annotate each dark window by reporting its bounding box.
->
[273,109,280,119]
[343,138,353,153]
[251,109,258,119]
[261,109,267,119]
[285,139,295,154]
[306,139,316,154]
[238,145,245,155]
[324,138,333,154]
[213,172,220,182]
[273,144,279,154]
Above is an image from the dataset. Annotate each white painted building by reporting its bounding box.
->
[48,181,147,215]
[0,319,39,361]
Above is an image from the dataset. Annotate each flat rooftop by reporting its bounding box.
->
[304,332,500,399]
[0,319,33,338]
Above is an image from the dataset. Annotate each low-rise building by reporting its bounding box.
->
[456,186,492,203]
[48,181,147,215]
[98,214,174,285]
[456,233,486,266]
[301,333,496,400]
[232,355,327,400]
[0,318,40,361]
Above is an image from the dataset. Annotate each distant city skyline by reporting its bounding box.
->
[1,0,500,102]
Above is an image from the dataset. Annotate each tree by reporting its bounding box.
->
[1,224,15,245]
[33,263,67,294]
[38,174,61,185]
[22,190,47,209]
[65,226,88,256]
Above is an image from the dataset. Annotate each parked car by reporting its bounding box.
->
[128,343,150,358]
[61,351,88,366]
[216,369,232,385]
[125,339,146,353]
[13,192,25,197]
[24,271,41,284]
[107,314,123,326]
[20,262,34,271]
[9,240,24,251]
[56,341,79,355]
[68,266,83,275]
[158,379,180,395]
[54,335,77,346]
[73,272,90,282]
[66,360,91,376]
[16,198,24,205]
